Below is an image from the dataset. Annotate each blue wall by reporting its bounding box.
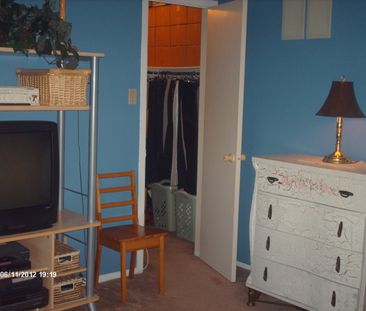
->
[237,0,366,264]
[0,0,142,274]
[66,0,142,275]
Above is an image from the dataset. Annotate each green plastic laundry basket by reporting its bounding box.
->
[150,181,177,232]
[175,190,196,242]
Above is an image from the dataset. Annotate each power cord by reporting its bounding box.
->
[77,110,87,265]
[143,249,150,270]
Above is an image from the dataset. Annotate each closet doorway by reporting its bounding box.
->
[139,0,247,282]
[145,1,201,241]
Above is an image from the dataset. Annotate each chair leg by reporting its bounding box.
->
[129,251,136,279]
[94,236,102,288]
[158,236,165,294]
[120,243,127,304]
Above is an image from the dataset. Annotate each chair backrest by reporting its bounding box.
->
[96,170,138,226]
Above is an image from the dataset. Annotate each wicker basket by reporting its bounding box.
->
[16,68,90,106]
[53,274,83,305]
[54,240,80,273]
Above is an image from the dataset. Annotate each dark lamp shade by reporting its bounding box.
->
[316,81,365,118]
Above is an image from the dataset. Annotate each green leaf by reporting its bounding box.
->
[35,33,46,54]
[1,0,79,68]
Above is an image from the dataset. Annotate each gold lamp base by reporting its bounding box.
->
[322,151,355,164]
[322,116,357,164]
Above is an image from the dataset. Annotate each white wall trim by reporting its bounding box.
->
[139,0,148,228]
[194,8,207,258]
[237,261,251,271]
[98,271,121,283]
[98,268,143,284]
[137,0,149,271]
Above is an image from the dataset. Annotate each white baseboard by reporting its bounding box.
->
[98,268,143,283]
[237,261,251,270]
[98,271,121,283]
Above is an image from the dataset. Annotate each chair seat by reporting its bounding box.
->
[101,224,168,251]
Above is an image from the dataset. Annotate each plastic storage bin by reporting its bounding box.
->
[175,190,196,242]
[150,181,177,231]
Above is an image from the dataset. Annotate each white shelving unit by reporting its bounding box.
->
[0,47,104,311]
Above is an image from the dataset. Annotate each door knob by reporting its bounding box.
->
[223,153,236,163]
[223,153,246,163]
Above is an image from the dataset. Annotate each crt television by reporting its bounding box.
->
[0,121,59,235]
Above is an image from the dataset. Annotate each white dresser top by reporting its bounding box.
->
[254,154,366,176]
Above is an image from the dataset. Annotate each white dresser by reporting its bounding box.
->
[246,154,366,311]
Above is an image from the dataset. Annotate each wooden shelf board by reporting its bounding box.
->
[46,295,99,311]
[56,266,87,278]
[0,47,105,58]
[0,209,100,243]
[0,105,89,111]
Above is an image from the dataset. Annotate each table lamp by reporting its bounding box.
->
[316,80,365,164]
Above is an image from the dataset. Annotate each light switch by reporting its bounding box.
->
[128,88,137,105]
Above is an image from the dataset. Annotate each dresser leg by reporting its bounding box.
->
[247,288,260,306]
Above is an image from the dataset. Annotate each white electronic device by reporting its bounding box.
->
[0,87,39,105]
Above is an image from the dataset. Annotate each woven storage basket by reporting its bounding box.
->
[54,240,80,273]
[54,274,83,305]
[16,68,90,106]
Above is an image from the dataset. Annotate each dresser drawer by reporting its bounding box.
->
[255,193,365,252]
[254,159,366,212]
[248,257,359,311]
[253,225,363,288]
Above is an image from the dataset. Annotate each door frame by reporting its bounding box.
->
[138,0,245,272]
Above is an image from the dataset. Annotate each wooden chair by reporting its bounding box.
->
[94,170,168,303]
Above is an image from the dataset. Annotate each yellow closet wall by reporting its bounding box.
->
[148,4,201,67]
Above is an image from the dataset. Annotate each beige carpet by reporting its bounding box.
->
[74,234,300,311]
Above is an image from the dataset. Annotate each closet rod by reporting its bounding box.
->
[147,71,200,81]
[148,66,200,72]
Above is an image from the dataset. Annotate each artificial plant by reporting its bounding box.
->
[0,0,79,69]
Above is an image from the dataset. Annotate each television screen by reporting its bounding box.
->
[0,121,59,235]
[0,132,52,209]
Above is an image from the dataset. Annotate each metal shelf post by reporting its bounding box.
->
[87,55,100,311]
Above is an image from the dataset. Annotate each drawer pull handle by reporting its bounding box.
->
[263,267,268,281]
[268,205,272,219]
[339,190,353,198]
[337,221,343,238]
[266,236,270,251]
[331,291,336,307]
[335,256,341,273]
[61,283,75,293]
[267,176,279,184]
[58,255,72,264]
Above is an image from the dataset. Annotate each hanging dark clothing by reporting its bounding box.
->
[146,72,199,195]
[160,80,176,182]
[145,79,165,186]
[177,80,199,195]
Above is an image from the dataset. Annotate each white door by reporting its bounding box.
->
[195,0,248,282]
